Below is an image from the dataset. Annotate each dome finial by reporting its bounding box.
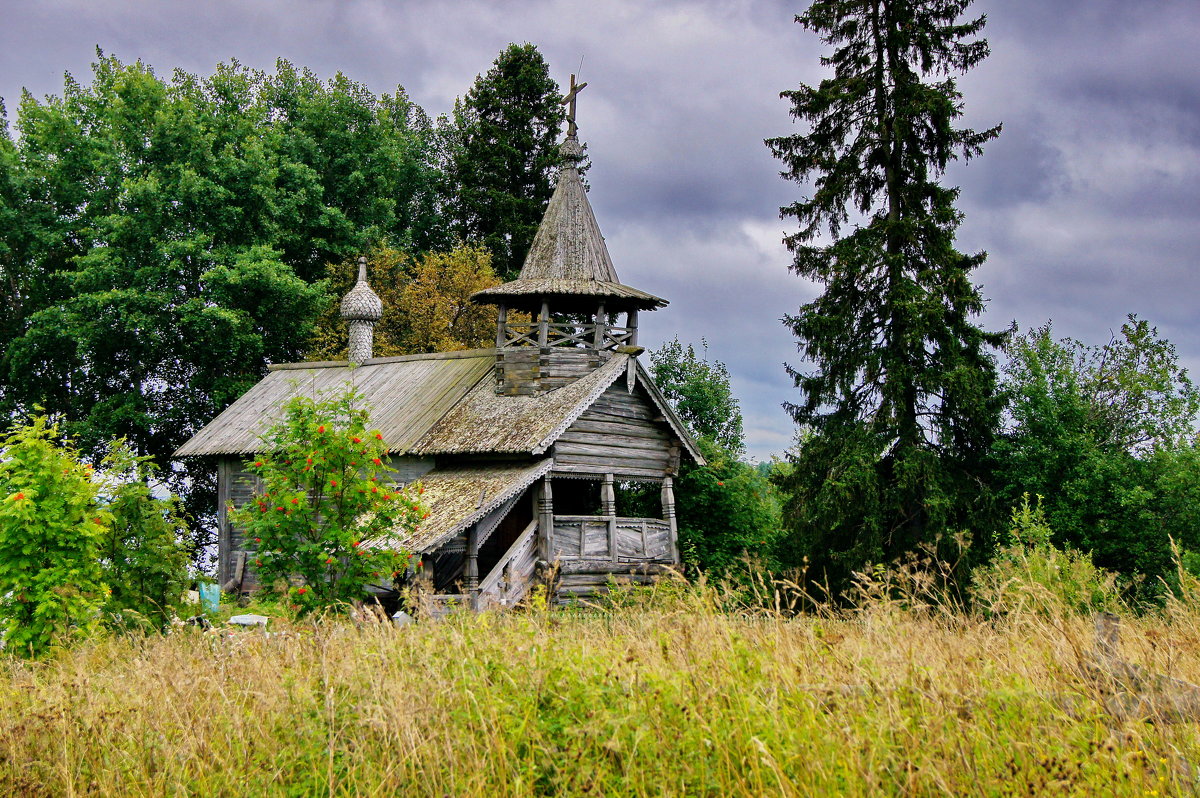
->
[341,256,383,363]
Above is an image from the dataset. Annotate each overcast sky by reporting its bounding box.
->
[4,0,1198,460]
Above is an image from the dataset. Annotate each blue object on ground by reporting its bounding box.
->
[198,582,220,613]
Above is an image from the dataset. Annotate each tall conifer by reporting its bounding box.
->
[449,44,565,281]
[766,0,1005,581]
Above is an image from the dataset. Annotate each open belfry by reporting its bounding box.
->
[175,77,702,607]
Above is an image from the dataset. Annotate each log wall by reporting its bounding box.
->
[553,379,679,480]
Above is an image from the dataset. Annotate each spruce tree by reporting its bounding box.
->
[449,44,565,281]
[765,0,1005,583]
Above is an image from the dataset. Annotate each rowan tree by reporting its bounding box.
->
[766,0,1006,584]
[229,388,424,613]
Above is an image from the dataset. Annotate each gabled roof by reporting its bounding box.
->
[471,139,666,311]
[172,349,703,465]
[410,353,630,455]
[173,351,492,457]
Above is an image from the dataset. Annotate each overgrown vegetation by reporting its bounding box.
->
[0,45,564,558]
[229,389,424,613]
[3,574,1200,796]
[0,418,191,657]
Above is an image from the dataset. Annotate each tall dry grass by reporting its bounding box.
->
[2,577,1199,796]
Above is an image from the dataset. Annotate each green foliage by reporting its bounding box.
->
[673,439,782,574]
[992,319,1200,590]
[307,244,501,360]
[0,52,450,552]
[449,43,565,280]
[971,495,1121,617]
[0,417,105,657]
[632,340,780,574]
[229,388,423,613]
[766,0,1006,584]
[648,337,744,455]
[94,442,191,629]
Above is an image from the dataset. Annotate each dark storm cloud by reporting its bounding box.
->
[4,0,1199,459]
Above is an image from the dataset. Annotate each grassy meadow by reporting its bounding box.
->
[2,579,1200,796]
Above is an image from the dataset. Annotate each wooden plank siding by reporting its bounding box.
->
[551,516,672,563]
[552,378,677,479]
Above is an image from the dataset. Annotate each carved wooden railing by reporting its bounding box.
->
[500,322,637,351]
[552,515,672,563]
[476,520,538,609]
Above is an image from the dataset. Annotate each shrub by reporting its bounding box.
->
[229,387,423,613]
[0,417,106,657]
[971,494,1121,617]
[94,442,191,629]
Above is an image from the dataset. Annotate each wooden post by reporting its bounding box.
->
[538,475,554,563]
[600,473,616,516]
[602,473,617,563]
[662,477,679,564]
[592,302,606,351]
[627,308,639,347]
[465,523,480,605]
[537,301,550,348]
[495,303,508,348]
[217,458,232,587]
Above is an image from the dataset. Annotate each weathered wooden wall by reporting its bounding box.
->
[496,348,603,395]
[552,378,679,480]
[551,516,672,563]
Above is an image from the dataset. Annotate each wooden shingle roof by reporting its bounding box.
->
[173,351,492,457]
[381,459,552,553]
[174,349,701,464]
[410,353,630,455]
[472,139,666,311]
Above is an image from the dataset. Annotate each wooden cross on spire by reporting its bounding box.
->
[561,73,588,139]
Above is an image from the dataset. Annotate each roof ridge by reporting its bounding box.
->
[267,348,497,371]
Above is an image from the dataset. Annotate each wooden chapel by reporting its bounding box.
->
[174,80,703,606]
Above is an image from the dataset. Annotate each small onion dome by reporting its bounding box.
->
[341,256,382,322]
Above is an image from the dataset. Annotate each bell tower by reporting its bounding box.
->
[471,76,666,396]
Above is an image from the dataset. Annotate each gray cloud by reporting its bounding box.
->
[4,0,1199,460]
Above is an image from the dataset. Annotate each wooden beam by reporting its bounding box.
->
[592,302,606,350]
[495,303,507,349]
[537,302,550,348]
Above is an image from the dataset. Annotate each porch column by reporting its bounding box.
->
[465,523,480,602]
[627,308,639,347]
[538,475,554,563]
[661,477,679,564]
[592,302,607,351]
[602,473,617,564]
[600,473,616,516]
[537,301,550,348]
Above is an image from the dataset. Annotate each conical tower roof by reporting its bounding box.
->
[472,138,667,312]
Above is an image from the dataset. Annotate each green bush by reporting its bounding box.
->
[229,387,423,613]
[0,417,106,657]
[95,442,191,630]
[971,495,1121,617]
